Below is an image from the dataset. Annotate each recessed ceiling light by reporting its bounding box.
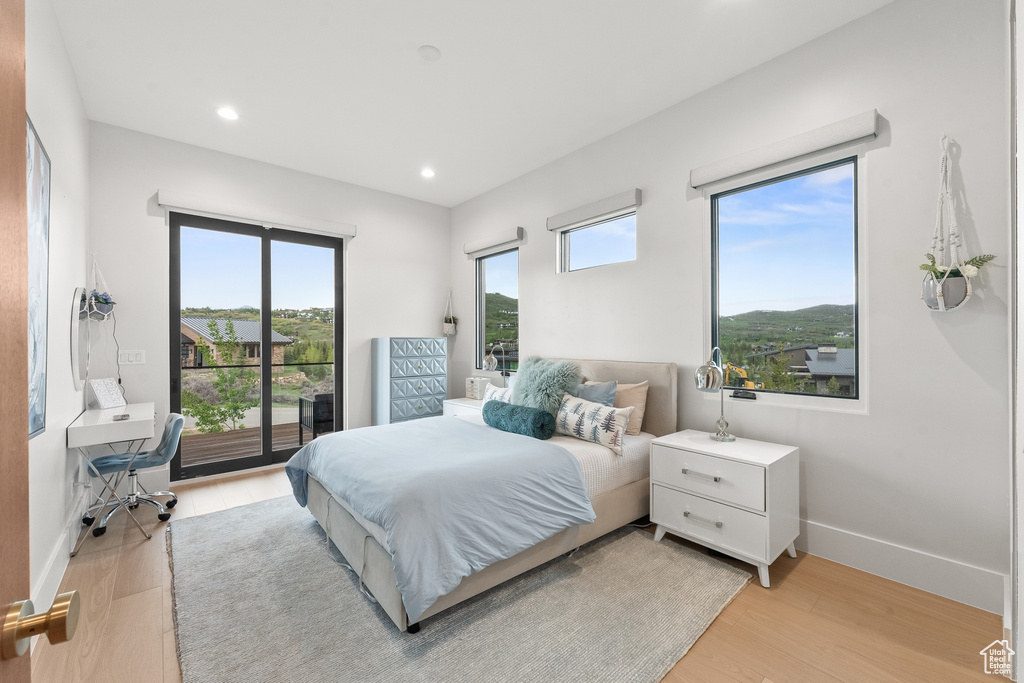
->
[417,45,441,62]
[421,168,436,178]
[217,107,239,120]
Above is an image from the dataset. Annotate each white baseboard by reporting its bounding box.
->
[799,519,1006,615]
[29,483,89,653]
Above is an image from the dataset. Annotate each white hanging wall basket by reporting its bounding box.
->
[442,290,457,336]
[919,136,994,312]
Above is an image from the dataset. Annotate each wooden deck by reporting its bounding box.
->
[180,422,330,468]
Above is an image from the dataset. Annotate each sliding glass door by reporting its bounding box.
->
[169,213,343,480]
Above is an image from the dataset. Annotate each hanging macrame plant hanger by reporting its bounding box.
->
[922,136,971,312]
[442,289,457,336]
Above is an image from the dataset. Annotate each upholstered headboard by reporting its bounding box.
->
[569,359,679,437]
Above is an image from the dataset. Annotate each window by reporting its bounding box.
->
[712,157,857,399]
[476,248,519,371]
[561,212,636,271]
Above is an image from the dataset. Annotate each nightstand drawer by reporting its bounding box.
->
[651,444,765,511]
[651,485,766,561]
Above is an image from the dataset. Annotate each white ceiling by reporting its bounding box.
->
[50,0,892,208]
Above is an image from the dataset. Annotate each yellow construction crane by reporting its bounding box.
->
[724,362,761,389]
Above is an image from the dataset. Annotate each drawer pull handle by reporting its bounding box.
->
[681,468,721,483]
[684,511,723,528]
[417,404,423,409]
[418,385,423,390]
[418,364,423,369]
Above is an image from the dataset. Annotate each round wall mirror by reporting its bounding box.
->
[70,286,88,391]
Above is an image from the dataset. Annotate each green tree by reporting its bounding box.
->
[181,320,260,433]
[761,356,799,393]
[826,376,840,395]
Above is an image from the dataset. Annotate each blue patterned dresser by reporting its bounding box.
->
[371,337,448,425]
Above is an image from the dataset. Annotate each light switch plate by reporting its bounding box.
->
[118,350,146,365]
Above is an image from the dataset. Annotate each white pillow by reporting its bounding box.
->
[483,382,512,404]
[555,393,634,455]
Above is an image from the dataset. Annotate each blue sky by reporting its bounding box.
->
[180,228,335,309]
[483,249,518,298]
[569,215,636,271]
[717,162,855,316]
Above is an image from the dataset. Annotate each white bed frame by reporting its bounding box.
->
[304,359,679,632]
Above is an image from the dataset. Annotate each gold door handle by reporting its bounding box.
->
[2,591,80,660]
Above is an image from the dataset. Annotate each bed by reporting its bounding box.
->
[288,359,678,632]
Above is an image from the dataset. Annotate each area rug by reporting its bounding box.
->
[169,496,749,683]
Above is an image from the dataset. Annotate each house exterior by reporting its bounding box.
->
[745,343,856,396]
[180,318,292,367]
[804,346,856,396]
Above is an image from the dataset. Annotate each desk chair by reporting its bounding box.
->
[82,413,183,538]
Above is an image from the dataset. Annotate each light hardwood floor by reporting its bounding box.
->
[32,468,1003,682]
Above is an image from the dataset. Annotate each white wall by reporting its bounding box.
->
[88,123,452,481]
[25,0,90,609]
[450,0,1011,612]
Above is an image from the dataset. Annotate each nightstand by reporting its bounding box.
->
[442,397,484,418]
[650,429,799,588]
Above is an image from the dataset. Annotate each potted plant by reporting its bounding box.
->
[442,291,457,335]
[919,253,995,311]
[84,289,116,320]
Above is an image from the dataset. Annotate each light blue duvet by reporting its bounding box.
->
[285,416,596,622]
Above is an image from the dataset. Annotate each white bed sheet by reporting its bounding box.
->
[330,413,653,554]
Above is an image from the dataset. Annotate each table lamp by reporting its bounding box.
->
[695,346,735,442]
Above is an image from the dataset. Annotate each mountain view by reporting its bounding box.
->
[719,304,855,354]
[483,292,518,348]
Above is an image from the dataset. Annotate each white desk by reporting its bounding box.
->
[67,402,155,449]
[67,402,156,556]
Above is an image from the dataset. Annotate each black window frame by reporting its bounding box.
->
[169,212,344,480]
[710,156,859,401]
[475,247,519,370]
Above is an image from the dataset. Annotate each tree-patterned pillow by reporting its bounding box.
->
[555,393,634,455]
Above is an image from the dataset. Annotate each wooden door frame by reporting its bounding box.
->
[0,0,32,679]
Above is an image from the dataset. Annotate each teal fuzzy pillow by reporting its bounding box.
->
[510,357,582,417]
[482,401,555,440]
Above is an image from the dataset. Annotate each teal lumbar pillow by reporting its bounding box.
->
[510,357,582,417]
[482,400,556,440]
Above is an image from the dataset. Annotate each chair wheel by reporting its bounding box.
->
[166,499,177,509]
[129,503,140,510]
[158,512,171,522]
[92,526,107,537]
[82,515,95,526]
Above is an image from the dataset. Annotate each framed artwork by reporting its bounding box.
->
[27,115,50,439]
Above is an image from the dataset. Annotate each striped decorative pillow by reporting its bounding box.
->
[555,393,633,455]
